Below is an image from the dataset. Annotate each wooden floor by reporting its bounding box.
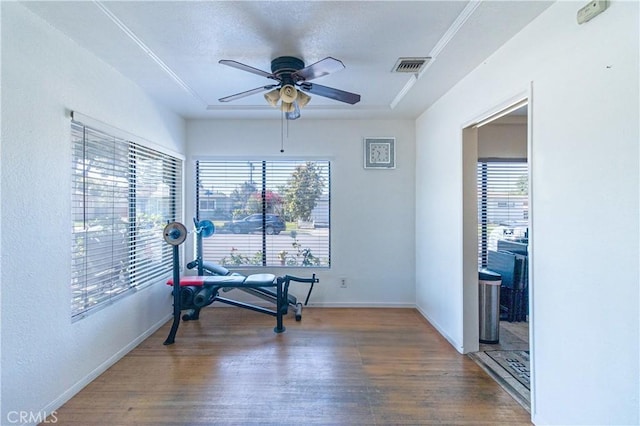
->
[473,321,531,409]
[479,321,529,352]
[46,308,531,425]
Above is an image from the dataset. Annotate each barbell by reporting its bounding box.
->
[163,219,215,246]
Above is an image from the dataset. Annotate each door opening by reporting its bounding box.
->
[462,99,531,411]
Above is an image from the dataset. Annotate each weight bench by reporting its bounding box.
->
[193,260,316,321]
[186,217,317,322]
[161,220,318,345]
[164,273,287,345]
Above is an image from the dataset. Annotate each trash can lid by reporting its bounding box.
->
[479,268,501,281]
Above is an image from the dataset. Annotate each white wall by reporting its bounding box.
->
[1,4,185,423]
[187,119,416,307]
[4,1,637,424]
[416,1,638,425]
[478,117,527,159]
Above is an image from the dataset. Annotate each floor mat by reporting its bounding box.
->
[485,350,530,389]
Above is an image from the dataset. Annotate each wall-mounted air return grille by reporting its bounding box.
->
[392,57,431,73]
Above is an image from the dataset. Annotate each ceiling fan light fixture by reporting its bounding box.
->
[279,84,297,103]
[296,90,311,108]
[264,89,280,107]
[281,101,295,113]
[286,102,301,120]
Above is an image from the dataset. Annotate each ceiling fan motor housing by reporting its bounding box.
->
[271,56,305,84]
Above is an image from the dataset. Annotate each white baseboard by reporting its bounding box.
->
[306,302,416,308]
[209,301,416,309]
[38,313,172,422]
[415,305,464,354]
[38,304,452,425]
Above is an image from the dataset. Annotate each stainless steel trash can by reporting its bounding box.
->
[479,269,502,344]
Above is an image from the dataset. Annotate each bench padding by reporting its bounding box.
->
[168,274,275,287]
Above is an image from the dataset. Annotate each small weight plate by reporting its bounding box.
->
[199,220,216,238]
[163,222,187,245]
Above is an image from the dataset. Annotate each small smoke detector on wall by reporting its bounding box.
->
[577,0,609,25]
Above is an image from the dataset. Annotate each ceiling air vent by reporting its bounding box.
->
[392,57,431,74]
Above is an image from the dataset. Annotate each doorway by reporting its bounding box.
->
[461,97,531,410]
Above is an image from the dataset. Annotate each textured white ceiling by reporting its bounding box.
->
[22,1,552,120]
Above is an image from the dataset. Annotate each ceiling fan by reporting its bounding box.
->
[218,56,361,120]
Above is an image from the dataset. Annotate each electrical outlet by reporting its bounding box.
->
[340,278,347,288]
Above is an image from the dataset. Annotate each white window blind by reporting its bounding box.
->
[195,160,330,268]
[477,160,528,268]
[71,121,182,319]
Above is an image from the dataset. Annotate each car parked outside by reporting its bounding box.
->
[224,214,286,235]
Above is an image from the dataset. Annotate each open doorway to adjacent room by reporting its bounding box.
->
[462,97,531,411]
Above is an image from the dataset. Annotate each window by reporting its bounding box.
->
[477,160,528,268]
[195,160,330,268]
[71,120,182,319]
[199,199,217,211]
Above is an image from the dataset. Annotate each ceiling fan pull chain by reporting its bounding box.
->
[280,111,285,153]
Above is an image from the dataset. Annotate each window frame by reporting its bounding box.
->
[71,117,183,320]
[194,158,331,269]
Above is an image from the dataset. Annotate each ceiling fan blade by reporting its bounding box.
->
[299,82,361,105]
[219,60,275,80]
[218,85,277,102]
[293,57,345,81]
